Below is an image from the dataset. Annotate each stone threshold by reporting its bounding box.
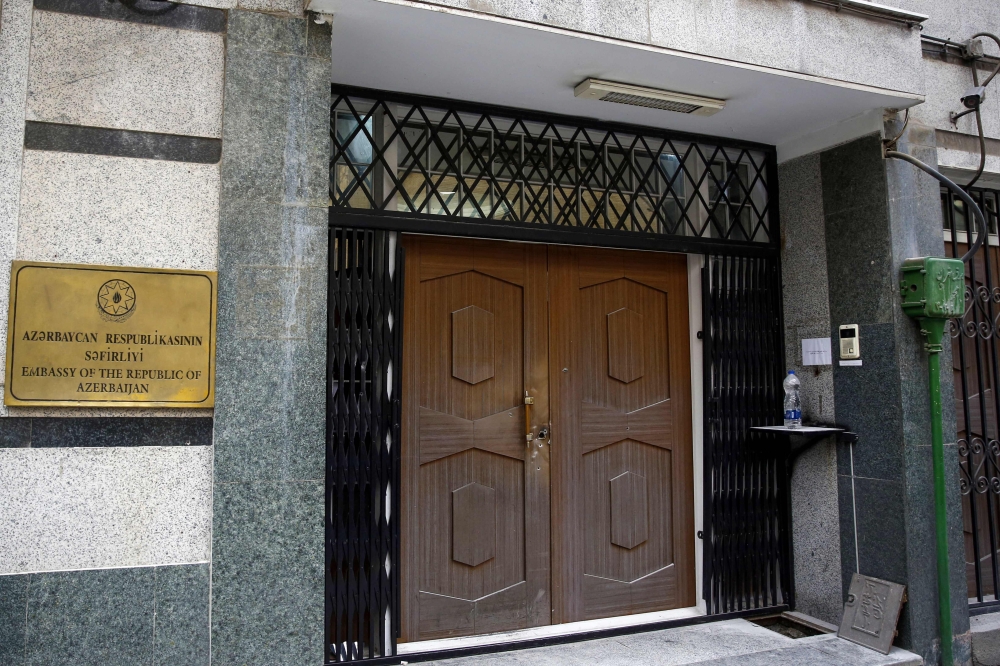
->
[405,618,922,666]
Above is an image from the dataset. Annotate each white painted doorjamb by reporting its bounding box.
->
[397,606,703,654]
[687,253,706,615]
[397,250,708,658]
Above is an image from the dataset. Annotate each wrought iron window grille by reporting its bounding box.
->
[331,86,778,254]
[945,185,1000,612]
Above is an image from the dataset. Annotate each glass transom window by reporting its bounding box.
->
[331,88,776,246]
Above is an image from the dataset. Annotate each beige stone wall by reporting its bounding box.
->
[0,0,225,576]
[413,0,925,95]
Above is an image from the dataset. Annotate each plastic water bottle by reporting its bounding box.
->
[783,370,801,428]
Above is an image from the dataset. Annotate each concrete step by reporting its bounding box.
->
[411,619,922,666]
[973,612,1000,666]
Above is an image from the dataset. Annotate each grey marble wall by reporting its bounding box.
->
[420,0,923,95]
[778,153,843,625]
[899,0,1000,166]
[0,446,212,575]
[0,0,31,400]
[3,2,227,392]
[25,9,224,137]
[780,153,836,425]
[211,10,331,665]
[0,563,209,666]
[821,130,970,664]
[888,118,970,664]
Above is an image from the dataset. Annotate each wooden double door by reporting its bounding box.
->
[400,236,694,642]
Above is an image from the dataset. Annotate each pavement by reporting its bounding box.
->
[408,619,922,666]
[972,611,1000,666]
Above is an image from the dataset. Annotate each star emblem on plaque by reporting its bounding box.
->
[97,279,136,318]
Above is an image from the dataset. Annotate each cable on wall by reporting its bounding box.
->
[115,0,178,16]
[950,33,1000,189]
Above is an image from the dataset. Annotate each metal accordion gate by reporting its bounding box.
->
[326,228,404,661]
[702,254,790,614]
[945,184,1000,614]
[324,86,789,662]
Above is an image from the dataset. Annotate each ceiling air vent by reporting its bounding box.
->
[574,79,726,117]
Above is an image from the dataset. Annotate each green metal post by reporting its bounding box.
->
[922,317,953,666]
[902,256,965,665]
[891,153,980,665]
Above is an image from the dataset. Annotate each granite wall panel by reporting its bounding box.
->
[16,150,219,271]
[1,0,226,417]
[0,563,209,666]
[889,119,970,664]
[25,567,156,665]
[26,10,224,138]
[424,0,924,94]
[831,324,905,480]
[23,120,222,163]
[5,149,220,405]
[34,0,227,32]
[0,416,212,448]
[822,130,970,664]
[779,153,836,422]
[153,563,211,666]
[0,0,32,419]
[212,10,330,664]
[0,446,212,574]
[777,153,842,625]
[0,573,29,666]
[212,480,324,664]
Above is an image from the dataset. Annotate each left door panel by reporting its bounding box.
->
[400,236,550,642]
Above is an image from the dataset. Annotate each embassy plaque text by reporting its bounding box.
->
[5,262,216,407]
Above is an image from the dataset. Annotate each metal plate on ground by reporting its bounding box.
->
[838,573,906,654]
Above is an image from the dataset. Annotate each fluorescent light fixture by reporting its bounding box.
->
[574,78,726,116]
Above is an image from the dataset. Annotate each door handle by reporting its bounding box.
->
[524,391,534,444]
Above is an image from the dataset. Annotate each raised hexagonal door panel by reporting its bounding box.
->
[452,306,495,385]
[610,471,649,550]
[607,308,644,384]
[452,482,497,567]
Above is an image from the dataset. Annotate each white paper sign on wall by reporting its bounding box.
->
[801,337,832,366]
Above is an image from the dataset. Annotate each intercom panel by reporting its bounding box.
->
[839,324,859,360]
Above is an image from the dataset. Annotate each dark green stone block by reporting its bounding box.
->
[0,575,28,666]
[228,9,307,55]
[154,564,210,666]
[212,480,324,665]
[24,568,154,666]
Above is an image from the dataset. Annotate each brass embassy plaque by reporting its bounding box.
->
[5,261,216,407]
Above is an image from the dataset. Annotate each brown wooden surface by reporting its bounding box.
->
[400,237,550,642]
[549,247,695,623]
[402,238,693,640]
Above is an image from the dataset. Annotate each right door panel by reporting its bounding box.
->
[550,247,695,623]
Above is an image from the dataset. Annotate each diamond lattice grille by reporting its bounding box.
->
[331,89,775,247]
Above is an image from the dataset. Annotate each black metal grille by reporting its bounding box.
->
[331,86,777,254]
[326,228,404,662]
[327,89,787,644]
[702,254,790,615]
[944,185,1000,612]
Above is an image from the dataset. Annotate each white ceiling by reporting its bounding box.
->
[326,0,923,151]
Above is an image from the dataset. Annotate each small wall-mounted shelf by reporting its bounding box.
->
[750,425,856,467]
[750,426,844,435]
